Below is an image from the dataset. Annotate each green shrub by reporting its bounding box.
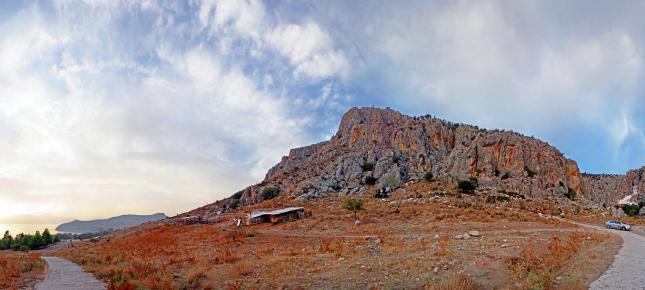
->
[424,172,433,182]
[385,175,399,188]
[458,177,478,194]
[623,204,640,216]
[564,187,576,200]
[342,198,364,220]
[361,162,375,172]
[261,187,280,200]
[364,176,378,185]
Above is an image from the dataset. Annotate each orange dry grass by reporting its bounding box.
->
[0,253,46,289]
[509,232,598,289]
[52,190,611,289]
[56,225,249,289]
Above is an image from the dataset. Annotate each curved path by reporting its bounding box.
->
[35,256,106,290]
[570,222,645,290]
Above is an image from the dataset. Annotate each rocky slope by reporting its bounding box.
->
[583,167,645,206]
[193,107,597,215]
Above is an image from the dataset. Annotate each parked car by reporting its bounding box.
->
[605,220,632,231]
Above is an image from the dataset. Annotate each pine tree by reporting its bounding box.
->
[42,228,53,245]
[0,231,12,250]
[31,231,44,249]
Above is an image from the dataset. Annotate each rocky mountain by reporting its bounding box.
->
[193,107,613,215]
[583,167,645,206]
[56,213,168,234]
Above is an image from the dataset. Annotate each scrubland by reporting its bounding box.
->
[55,181,620,289]
[0,252,46,289]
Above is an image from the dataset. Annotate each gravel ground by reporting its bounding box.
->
[35,256,105,290]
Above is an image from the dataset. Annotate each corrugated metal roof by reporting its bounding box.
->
[249,207,304,219]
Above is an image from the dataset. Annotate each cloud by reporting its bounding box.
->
[0,1,351,223]
[197,0,348,80]
[266,22,349,79]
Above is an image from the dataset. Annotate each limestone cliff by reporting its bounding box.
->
[583,167,645,205]
[208,107,587,211]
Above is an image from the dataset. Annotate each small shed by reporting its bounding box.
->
[244,207,308,225]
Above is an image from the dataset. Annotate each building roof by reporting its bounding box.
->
[249,207,304,219]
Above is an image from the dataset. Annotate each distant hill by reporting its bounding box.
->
[56,213,168,234]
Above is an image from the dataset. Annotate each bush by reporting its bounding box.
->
[361,162,375,172]
[342,198,364,220]
[564,187,576,200]
[385,175,399,188]
[228,198,240,209]
[364,176,377,185]
[458,177,478,194]
[623,204,640,216]
[424,172,433,182]
[261,187,280,200]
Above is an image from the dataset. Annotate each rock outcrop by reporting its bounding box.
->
[198,107,588,212]
[582,167,645,206]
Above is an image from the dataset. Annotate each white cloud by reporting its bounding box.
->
[196,0,348,79]
[266,22,348,79]
[359,1,643,140]
[199,0,266,40]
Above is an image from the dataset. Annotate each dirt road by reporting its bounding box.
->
[35,256,105,290]
[571,222,645,290]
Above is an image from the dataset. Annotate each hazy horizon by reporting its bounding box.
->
[1,0,645,225]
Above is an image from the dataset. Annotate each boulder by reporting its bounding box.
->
[468,230,480,237]
[611,207,627,217]
[639,206,645,217]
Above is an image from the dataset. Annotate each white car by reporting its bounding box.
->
[605,220,632,231]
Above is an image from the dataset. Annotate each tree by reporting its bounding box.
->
[342,198,364,221]
[623,204,640,216]
[31,231,44,249]
[42,228,53,245]
[0,231,12,250]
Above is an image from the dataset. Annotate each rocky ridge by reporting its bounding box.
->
[192,107,631,216]
[582,167,645,206]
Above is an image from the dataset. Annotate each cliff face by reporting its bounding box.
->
[583,167,645,205]
[222,107,584,208]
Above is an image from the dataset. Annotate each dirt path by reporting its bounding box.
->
[35,256,105,290]
[570,222,645,290]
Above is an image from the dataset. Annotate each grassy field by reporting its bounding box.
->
[53,180,622,289]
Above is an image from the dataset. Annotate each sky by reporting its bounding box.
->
[1,0,644,224]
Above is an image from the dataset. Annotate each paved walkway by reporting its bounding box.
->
[35,256,105,290]
[570,222,645,290]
